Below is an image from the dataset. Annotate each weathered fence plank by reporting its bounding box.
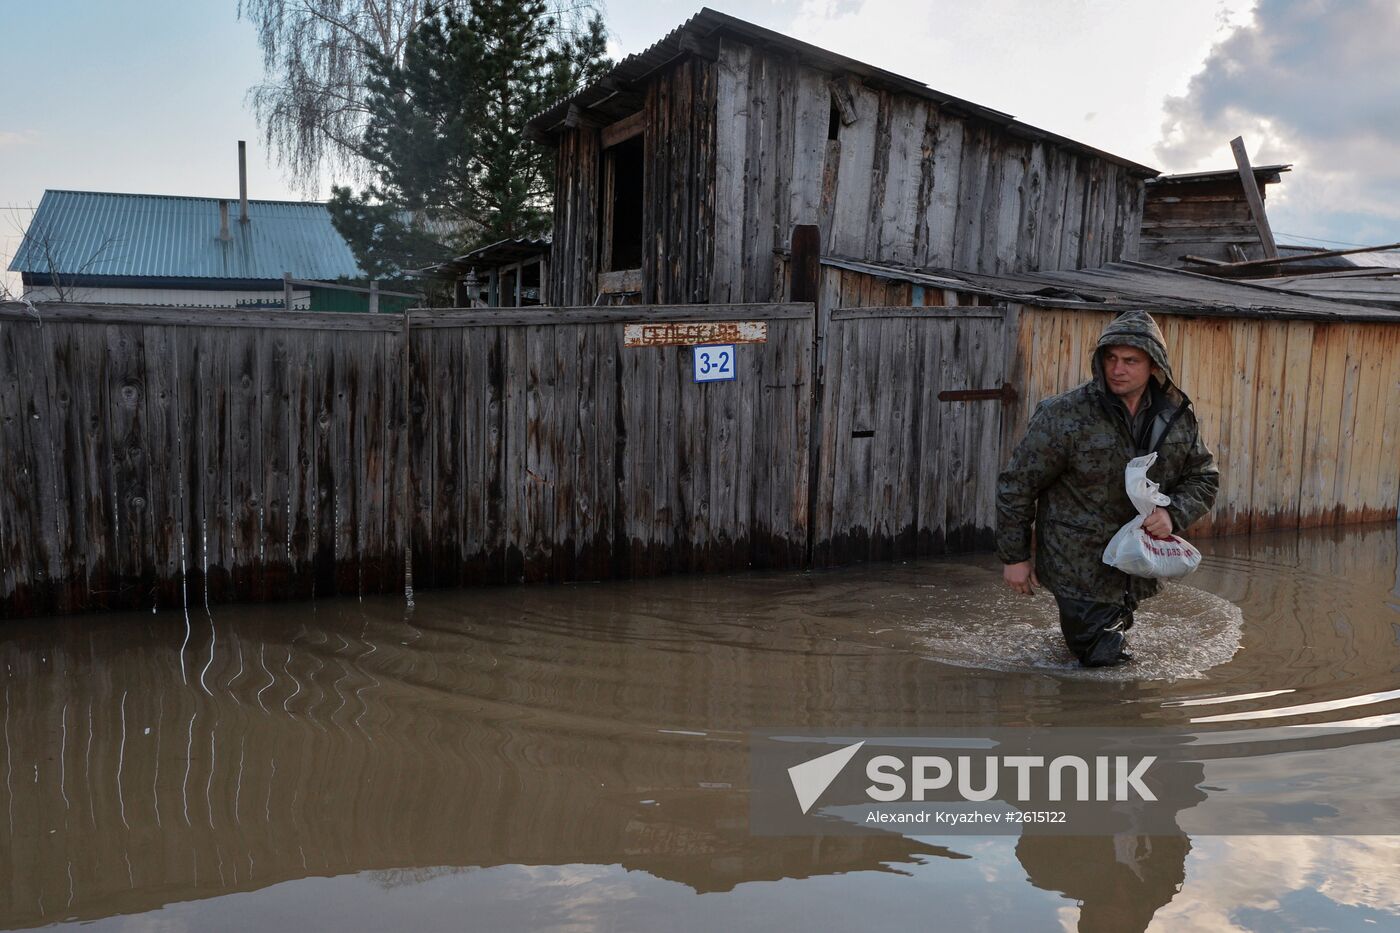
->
[105,323,154,606]
[258,329,291,600]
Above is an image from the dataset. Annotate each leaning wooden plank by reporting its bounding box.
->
[1231,136,1279,259]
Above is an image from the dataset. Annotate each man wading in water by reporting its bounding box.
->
[996,310,1219,667]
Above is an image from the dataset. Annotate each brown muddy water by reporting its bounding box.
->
[2,522,1398,932]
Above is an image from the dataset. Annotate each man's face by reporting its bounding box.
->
[1101,345,1153,399]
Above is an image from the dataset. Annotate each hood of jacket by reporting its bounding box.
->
[1090,310,1175,392]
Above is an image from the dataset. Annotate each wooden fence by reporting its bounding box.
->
[813,307,1006,564]
[8,294,1393,620]
[1007,306,1400,537]
[0,302,822,618]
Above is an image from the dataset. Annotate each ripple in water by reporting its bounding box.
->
[900,564,1243,681]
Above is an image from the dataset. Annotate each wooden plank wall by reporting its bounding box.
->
[1007,306,1400,537]
[643,56,718,304]
[710,39,1148,303]
[548,126,601,306]
[548,39,1147,308]
[813,307,1006,565]
[1139,177,1272,266]
[550,56,719,307]
[0,303,813,619]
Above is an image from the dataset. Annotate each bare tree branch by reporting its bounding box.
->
[238,0,607,192]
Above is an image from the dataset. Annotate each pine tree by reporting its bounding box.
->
[329,1,611,280]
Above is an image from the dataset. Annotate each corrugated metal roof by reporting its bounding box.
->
[526,8,1159,177]
[819,255,1400,322]
[8,190,363,282]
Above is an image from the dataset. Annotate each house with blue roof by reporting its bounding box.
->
[8,187,367,309]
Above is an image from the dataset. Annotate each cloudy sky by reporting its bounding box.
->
[4,0,1397,292]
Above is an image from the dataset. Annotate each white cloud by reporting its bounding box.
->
[1157,0,1400,241]
[782,0,1250,167]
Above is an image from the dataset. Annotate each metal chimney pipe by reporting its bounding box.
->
[219,200,231,241]
[238,140,249,224]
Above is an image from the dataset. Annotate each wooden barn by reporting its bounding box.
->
[525,7,1158,307]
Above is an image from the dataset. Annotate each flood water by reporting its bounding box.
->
[2,521,1398,932]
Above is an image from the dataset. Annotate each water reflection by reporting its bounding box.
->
[0,521,1396,931]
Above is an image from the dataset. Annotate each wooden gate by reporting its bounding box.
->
[812,307,1009,565]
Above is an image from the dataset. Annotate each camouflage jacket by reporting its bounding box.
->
[995,311,1220,606]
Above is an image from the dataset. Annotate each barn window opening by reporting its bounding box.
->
[602,134,645,273]
[602,134,644,273]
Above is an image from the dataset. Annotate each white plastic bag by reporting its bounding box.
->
[1102,452,1202,579]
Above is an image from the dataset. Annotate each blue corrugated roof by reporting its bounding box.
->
[8,190,364,281]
